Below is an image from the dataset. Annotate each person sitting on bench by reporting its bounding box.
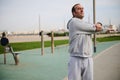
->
[0,32,19,65]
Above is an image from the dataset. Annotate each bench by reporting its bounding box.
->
[4,46,21,65]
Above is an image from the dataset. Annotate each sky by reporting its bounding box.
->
[0,0,120,32]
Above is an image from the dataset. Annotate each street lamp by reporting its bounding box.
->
[93,0,96,52]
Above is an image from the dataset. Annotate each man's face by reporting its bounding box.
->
[73,4,84,19]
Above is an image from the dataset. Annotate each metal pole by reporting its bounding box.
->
[38,15,41,36]
[93,0,96,52]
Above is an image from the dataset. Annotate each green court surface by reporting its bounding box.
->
[0,41,120,80]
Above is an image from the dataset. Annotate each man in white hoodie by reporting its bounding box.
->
[67,3,103,80]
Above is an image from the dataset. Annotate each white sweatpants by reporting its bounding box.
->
[68,56,93,80]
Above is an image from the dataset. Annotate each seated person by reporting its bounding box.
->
[0,32,9,47]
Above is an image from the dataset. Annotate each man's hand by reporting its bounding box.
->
[95,22,103,32]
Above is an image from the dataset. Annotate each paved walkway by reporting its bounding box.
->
[0,41,120,80]
[64,41,120,80]
[94,42,120,80]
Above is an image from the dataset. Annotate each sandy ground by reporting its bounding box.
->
[8,35,69,43]
[7,34,120,43]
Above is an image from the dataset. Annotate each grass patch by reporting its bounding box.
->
[0,40,68,54]
[96,36,120,42]
[0,35,120,54]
